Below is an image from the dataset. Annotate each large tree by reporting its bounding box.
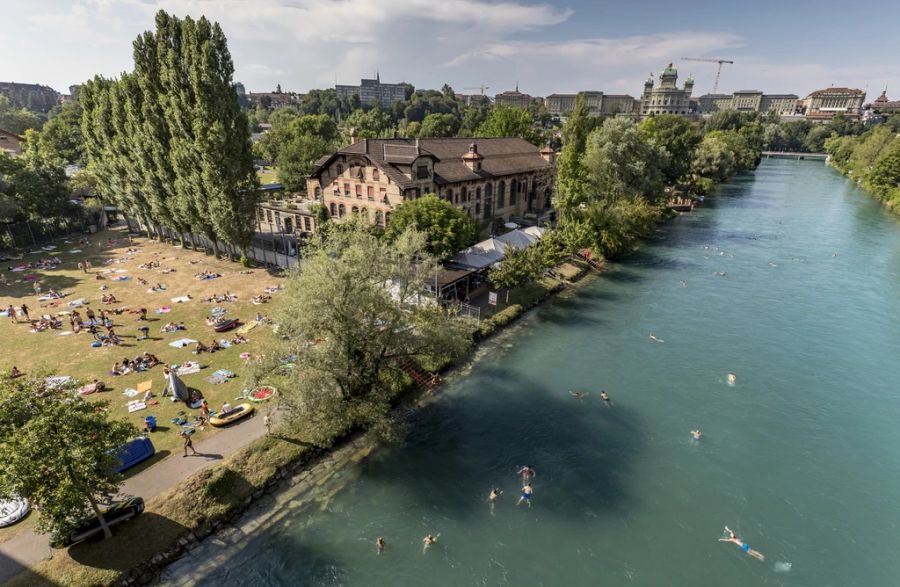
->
[263,222,471,441]
[419,113,460,138]
[639,114,702,186]
[555,94,601,213]
[475,105,542,145]
[0,374,136,541]
[383,193,476,259]
[583,117,663,201]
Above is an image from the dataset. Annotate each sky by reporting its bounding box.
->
[3,0,899,100]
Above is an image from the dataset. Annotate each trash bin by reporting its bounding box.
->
[144,416,157,432]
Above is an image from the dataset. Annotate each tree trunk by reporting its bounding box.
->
[25,220,36,246]
[85,494,113,540]
[206,233,219,258]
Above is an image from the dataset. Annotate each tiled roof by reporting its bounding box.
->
[312,138,551,189]
[807,87,864,97]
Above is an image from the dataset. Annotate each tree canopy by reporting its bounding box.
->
[0,373,136,541]
[262,221,471,441]
[383,194,476,260]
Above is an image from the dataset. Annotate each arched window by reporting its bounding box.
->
[498,181,505,208]
[351,206,359,215]
[375,210,384,226]
[360,208,369,219]
[329,203,337,216]
[338,204,346,217]
[476,187,482,200]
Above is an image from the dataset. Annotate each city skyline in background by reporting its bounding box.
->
[2,0,899,98]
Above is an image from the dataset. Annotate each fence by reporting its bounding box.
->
[124,217,301,270]
[1,217,95,251]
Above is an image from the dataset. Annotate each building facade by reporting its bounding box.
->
[640,64,694,117]
[495,87,533,108]
[336,74,407,109]
[801,87,866,122]
[306,138,556,228]
[866,90,900,115]
[697,92,799,116]
[544,91,635,117]
[0,129,24,157]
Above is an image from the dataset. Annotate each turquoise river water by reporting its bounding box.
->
[170,160,900,586]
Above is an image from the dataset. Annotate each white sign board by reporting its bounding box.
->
[488,292,498,306]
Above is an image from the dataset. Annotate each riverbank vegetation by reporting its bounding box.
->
[825,118,900,211]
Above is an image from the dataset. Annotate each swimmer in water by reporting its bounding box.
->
[422,534,439,553]
[719,526,764,561]
[727,372,737,385]
[517,483,533,507]
[517,465,536,483]
[600,390,612,406]
[691,429,702,440]
[680,280,687,287]
[768,261,778,267]
[489,487,502,514]
[376,537,385,555]
[713,271,727,277]
[649,333,664,343]
[570,390,589,399]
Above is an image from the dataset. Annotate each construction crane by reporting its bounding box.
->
[681,58,734,94]
[463,85,490,96]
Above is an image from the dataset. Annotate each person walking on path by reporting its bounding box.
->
[19,304,29,322]
[84,260,92,272]
[7,305,16,324]
[181,430,198,457]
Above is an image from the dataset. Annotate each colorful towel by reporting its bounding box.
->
[122,388,139,398]
[173,361,200,375]
[236,321,258,335]
[137,381,152,393]
[204,375,226,385]
[170,295,192,303]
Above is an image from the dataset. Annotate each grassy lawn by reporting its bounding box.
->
[257,167,278,185]
[0,227,284,540]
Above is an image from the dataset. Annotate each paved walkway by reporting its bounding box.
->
[0,413,268,583]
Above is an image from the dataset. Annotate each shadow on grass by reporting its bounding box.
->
[66,512,188,572]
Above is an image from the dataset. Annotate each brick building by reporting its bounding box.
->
[306,137,556,228]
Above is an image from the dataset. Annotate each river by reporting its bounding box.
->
[163,159,900,586]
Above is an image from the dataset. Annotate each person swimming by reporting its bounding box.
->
[517,465,536,483]
[600,390,611,405]
[570,390,589,399]
[489,488,502,502]
[727,372,737,385]
[517,483,533,507]
[691,429,702,440]
[376,537,385,555]
[719,526,764,561]
[649,333,664,343]
[422,534,439,553]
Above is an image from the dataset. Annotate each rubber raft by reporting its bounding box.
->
[0,497,30,528]
[209,403,254,427]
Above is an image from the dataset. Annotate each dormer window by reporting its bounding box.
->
[416,165,429,179]
[336,163,344,175]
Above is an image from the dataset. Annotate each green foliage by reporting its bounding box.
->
[556,94,601,212]
[382,194,476,260]
[263,222,471,440]
[344,108,393,139]
[692,135,735,185]
[419,113,461,137]
[821,122,900,211]
[583,118,663,200]
[475,105,543,145]
[639,114,702,186]
[0,152,74,222]
[489,245,545,289]
[0,373,136,540]
[570,197,661,260]
[21,101,85,167]
[490,304,522,327]
[0,94,43,134]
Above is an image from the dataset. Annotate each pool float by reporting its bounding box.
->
[209,403,254,426]
[248,386,276,402]
[114,437,156,473]
[213,318,239,332]
[0,497,30,528]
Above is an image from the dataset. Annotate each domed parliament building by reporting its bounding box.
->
[640,63,694,117]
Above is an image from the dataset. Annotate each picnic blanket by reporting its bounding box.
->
[68,249,82,254]
[67,298,87,307]
[205,369,236,385]
[156,307,172,314]
[168,338,198,349]
[137,380,152,393]
[45,376,73,389]
[57,331,74,336]
[171,295,192,303]
[173,361,200,375]
[126,401,147,413]
[236,321,258,335]
[112,276,130,281]
[122,388,139,398]
[218,339,232,348]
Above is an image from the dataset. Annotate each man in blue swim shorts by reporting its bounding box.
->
[719,526,765,561]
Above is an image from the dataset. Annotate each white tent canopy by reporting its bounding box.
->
[450,228,545,269]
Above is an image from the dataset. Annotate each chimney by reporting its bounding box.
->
[349,127,358,145]
[462,142,484,172]
[364,138,369,154]
[415,138,420,154]
[540,144,555,164]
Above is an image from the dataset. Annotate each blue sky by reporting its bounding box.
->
[2,0,898,100]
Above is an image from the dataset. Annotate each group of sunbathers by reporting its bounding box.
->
[110,352,161,375]
[202,292,238,303]
[194,271,221,280]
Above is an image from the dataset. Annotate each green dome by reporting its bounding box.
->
[662,63,677,76]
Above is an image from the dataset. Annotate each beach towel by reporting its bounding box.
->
[137,381,152,393]
[0,311,7,317]
[45,376,73,388]
[156,307,172,314]
[122,388,139,398]
[204,374,226,385]
[68,249,82,253]
[168,338,198,348]
[173,361,200,375]
[112,276,130,281]
[126,401,147,413]
[68,298,87,307]
[170,295,192,303]
[211,307,227,316]
[218,340,232,348]
[57,331,74,336]
[236,321,258,335]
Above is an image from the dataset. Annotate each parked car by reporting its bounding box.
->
[50,496,145,548]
